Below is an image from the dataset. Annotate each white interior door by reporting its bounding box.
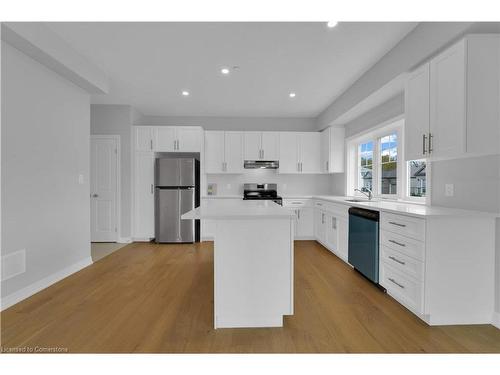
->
[91,137,118,242]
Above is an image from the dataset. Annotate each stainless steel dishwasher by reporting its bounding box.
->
[348,207,380,284]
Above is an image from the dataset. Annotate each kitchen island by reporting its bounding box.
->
[182,199,295,328]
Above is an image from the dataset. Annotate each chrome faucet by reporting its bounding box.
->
[354,187,373,200]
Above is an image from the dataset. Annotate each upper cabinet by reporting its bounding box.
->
[278,132,322,173]
[320,127,345,173]
[244,132,279,160]
[135,126,156,151]
[134,126,203,152]
[205,131,244,174]
[405,35,500,161]
[156,126,203,152]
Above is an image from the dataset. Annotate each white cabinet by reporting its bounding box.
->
[405,63,430,161]
[314,200,349,262]
[405,35,500,160]
[278,132,322,173]
[244,132,279,160]
[134,151,154,239]
[300,132,322,173]
[320,127,345,173]
[429,40,466,159]
[379,211,495,325]
[283,199,314,239]
[156,127,176,151]
[135,126,203,152]
[176,127,203,152]
[278,132,300,173]
[135,127,156,151]
[156,126,202,152]
[314,208,326,243]
[205,131,225,173]
[205,131,244,174]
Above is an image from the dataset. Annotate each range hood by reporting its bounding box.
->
[244,160,279,169]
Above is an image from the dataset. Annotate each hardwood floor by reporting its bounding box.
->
[2,240,500,353]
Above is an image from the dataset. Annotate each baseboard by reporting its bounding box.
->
[0,257,93,311]
[117,237,132,244]
[201,236,215,241]
[493,312,500,329]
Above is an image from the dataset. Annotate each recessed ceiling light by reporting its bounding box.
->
[182,91,190,96]
[327,21,338,28]
[289,92,296,98]
[221,68,230,75]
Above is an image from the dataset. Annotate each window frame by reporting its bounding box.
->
[347,117,427,203]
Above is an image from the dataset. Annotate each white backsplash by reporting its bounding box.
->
[206,169,335,197]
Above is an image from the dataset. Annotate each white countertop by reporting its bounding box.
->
[312,195,500,218]
[182,199,295,220]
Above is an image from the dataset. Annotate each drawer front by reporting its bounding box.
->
[380,212,425,240]
[283,199,311,207]
[380,262,424,315]
[380,230,425,261]
[380,245,424,281]
[314,200,349,218]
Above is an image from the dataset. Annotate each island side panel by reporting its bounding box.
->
[214,218,293,328]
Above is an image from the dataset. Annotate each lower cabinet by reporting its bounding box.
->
[283,199,314,239]
[134,151,154,240]
[314,200,349,263]
[379,211,495,325]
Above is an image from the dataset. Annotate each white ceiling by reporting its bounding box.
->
[46,22,417,118]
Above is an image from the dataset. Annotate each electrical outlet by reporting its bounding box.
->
[445,184,454,197]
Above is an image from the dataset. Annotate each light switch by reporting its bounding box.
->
[445,184,454,197]
[78,174,85,185]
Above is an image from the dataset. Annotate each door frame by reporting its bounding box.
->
[90,135,121,242]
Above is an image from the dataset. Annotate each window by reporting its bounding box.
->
[407,160,427,198]
[358,141,373,191]
[348,118,427,203]
[379,133,398,195]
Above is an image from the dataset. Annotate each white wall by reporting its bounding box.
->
[90,104,133,240]
[135,115,316,132]
[206,170,334,197]
[1,41,91,304]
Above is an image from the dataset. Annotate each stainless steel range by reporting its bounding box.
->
[243,183,282,206]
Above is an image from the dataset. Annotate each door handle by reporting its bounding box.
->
[326,160,329,172]
[297,162,300,172]
[428,133,433,153]
[91,193,98,198]
[388,221,406,228]
[262,149,264,159]
[151,184,154,194]
[297,210,300,220]
[422,134,427,155]
[150,139,153,150]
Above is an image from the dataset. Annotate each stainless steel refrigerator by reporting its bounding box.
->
[154,158,200,243]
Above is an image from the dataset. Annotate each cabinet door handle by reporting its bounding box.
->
[297,210,300,220]
[261,149,264,159]
[321,213,325,224]
[326,160,329,172]
[297,162,300,172]
[422,134,427,155]
[150,184,154,194]
[388,239,406,247]
[150,139,153,150]
[428,133,433,153]
[332,217,336,229]
[388,256,406,265]
[388,221,406,228]
[388,277,405,289]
